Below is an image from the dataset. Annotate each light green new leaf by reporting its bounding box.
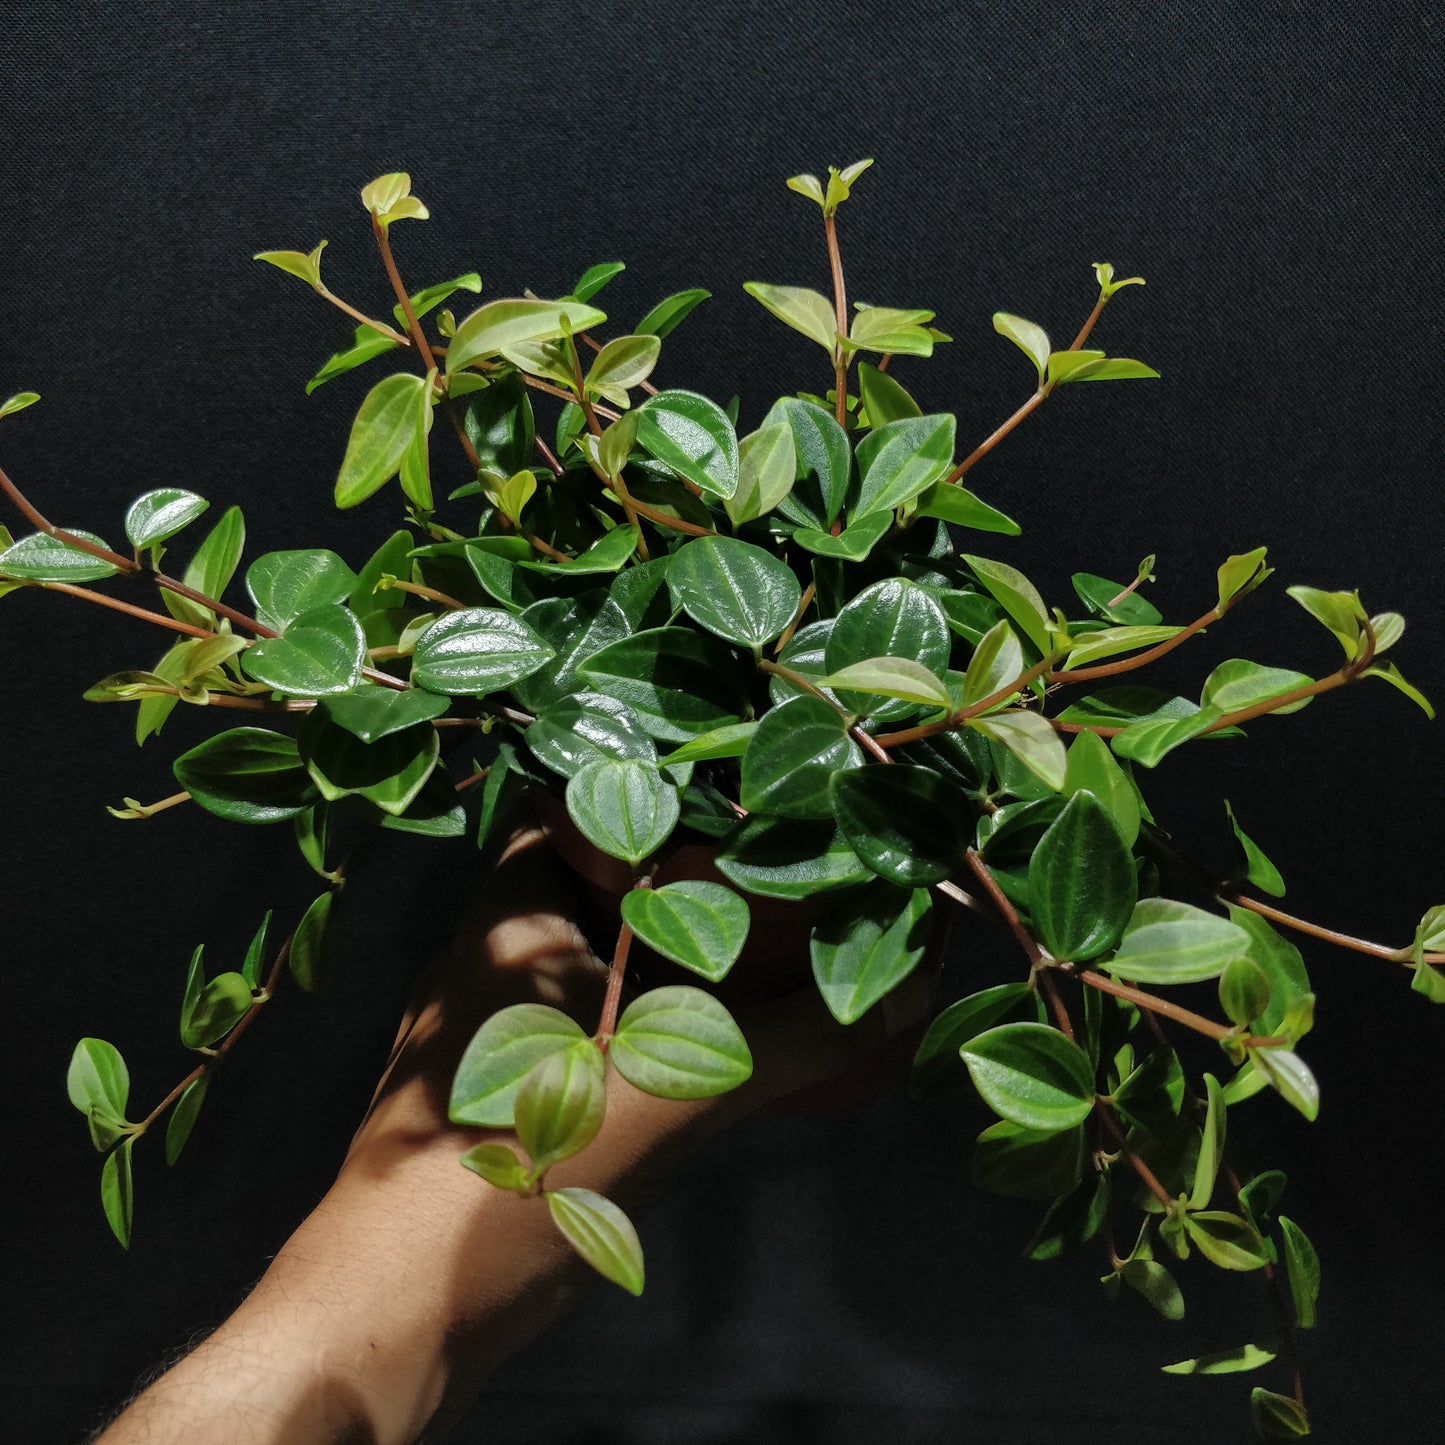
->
[446,298,607,374]
[514,1043,606,1173]
[1224,799,1285,896]
[450,1004,588,1127]
[68,1038,130,1124]
[1363,660,1436,719]
[585,334,661,405]
[809,883,933,1025]
[162,504,245,630]
[1217,547,1272,609]
[1251,1046,1320,1120]
[335,373,428,508]
[1200,658,1313,714]
[634,390,739,498]
[668,535,800,648]
[960,1022,1095,1133]
[1028,792,1136,961]
[300,712,439,815]
[790,511,892,562]
[0,529,120,583]
[972,1119,1086,1200]
[546,1187,645,1295]
[846,304,939,358]
[963,554,1051,656]
[1162,1342,1276,1376]
[1061,625,1182,670]
[786,172,825,205]
[570,261,625,303]
[742,283,837,354]
[173,727,317,823]
[1219,956,1272,1029]
[164,1074,209,1166]
[816,657,951,709]
[1285,583,1363,658]
[611,985,752,1098]
[254,239,327,288]
[993,313,1051,383]
[1,390,41,419]
[1063,730,1140,846]
[566,758,680,865]
[1104,898,1249,984]
[725,423,796,525]
[460,1142,530,1193]
[101,1137,136,1248]
[620,882,750,982]
[969,710,1066,792]
[1191,1073,1227,1209]
[1278,1214,1320,1328]
[1183,1211,1269,1271]
[962,619,1024,710]
[663,721,757,765]
[857,362,922,425]
[1250,1389,1311,1438]
[360,172,425,222]
[124,489,210,551]
[913,481,1021,535]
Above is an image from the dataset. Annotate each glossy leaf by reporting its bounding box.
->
[517,525,640,577]
[913,481,1020,534]
[1200,658,1313,715]
[740,695,861,819]
[334,373,428,508]
[852,414,956,519]
[450,1004,588,1127]
[1109,705,1222,767]
[1191,1073,1228,1209]
[1279,1214,1320,1329]
[1286,583,1363,659]
[742,282,836,353]
[306,325,400,394]
[585,334,661,404]
[124,489,210,551]
[579,628,748,742]
[300,712,439,815]
[960,1022,1096,1133]
[620,881,750,983]
[969,711,1066,792]
[1113,1049,1185,1134]
[830,765,968,886]
[514,1043,606,1173]
[289,891,334,993]
[1251,1047,1320,1120]
[825,578,951,720]
[1219,956,1272,1028]
[566,758,679,865]
[810,882,932,1025]
[173,728,316,823]
[663,721,756,765]
[911,983,1039,1100]
[634,390,739,499]
[725,423,796,525]
[463,373,536,476]
[241,604,366,697]
[512,593,632,710]
[763,396,851,527]
[668,536,800,648]
[790,511,892,562]
[247,550,358,632]
[1061,625,1182,670]
[68,1038,130,1125]
[446,298,607,373]
[546,1187,644,1295]
[961,619,1024,710]
[0,529,120,582]
[322,685,450,743]
[1363,660,1436,719]
[164,1074,209,1166]
[1072,570,1162,627]
[963,554,1051,656]
[1217,547,1272,609]
[1027,1172,1110,1260]
[1028,792,1135,961]
[526,692,656,778]
[570,261,625,303]
[254,240,327,288]
[1103,899,1249,984]
[715,815,872,899]
[847,304,939,358]
[411,607,554,695]
[181,964,253,1051]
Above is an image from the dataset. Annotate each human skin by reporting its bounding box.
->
[97,816,929,1445]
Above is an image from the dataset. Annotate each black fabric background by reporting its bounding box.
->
[2,3,1442,1441]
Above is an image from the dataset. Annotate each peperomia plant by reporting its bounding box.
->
[4,162,1441,1441]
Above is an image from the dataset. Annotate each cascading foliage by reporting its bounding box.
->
[4,162,1442,1442]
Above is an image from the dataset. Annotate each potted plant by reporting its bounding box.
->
[3,162,1439,1441]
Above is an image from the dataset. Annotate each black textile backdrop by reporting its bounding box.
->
[3,4,1442,1441]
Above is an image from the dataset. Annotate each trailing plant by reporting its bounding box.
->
[4,162,1441,1440]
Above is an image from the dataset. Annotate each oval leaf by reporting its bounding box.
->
[411,607,555,695]
[620,881,751,982]
[1027,791,1136,961]
[173,727,317,823]
[960,1022,1095,1133]
[566,758,680,865]
[450,1004,588,1127]
[546,1186,644,1295]
[634,390,739,499]
[610,985,753,1097]
[668,535,801,648]
[124,488,210,551]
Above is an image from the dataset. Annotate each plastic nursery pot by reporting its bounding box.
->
[529,785,948,1113]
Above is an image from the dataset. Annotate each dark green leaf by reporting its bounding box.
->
[1071,571,1162,626]
[764,396,851,527]
[578,627,748,742]
[374,770,466,837]
[634,288,711,339]
[620,881,750,982]
[512,593,632,711]
[450,1003,588,1127]
[830,764,968,886]
[715,815,873,899]
[241,603,366,696]
[546,1186,644,1295]
[667,536,801,648]
[809,881,932,1024]
[825,578,951,721]
[300,711,439,815]
[162,505,245,629]
[1113,1049,1185,1134]
[913,481,1021,535]
[610,985,752,1097]
[634,390,739,498]
[790,511,893,563]
[1027,1172,1109,1260]
[1219,956,1272,1028]
[972,1120,1085,1200]
[1238,1170,1287,1235]
[181,970,253,1050]
[962,1022,1095,1133]
[911,984,1041,1100]
[173,728,317,824]
[526,692,655,778]
[352,530,415,613]
[852,413,956,519]
[289,891,334,993]
[740,696,861,819]
[411,607,554,695]
[321,685,450,743]
[1250,1389,1311,1438]
[1183,1211,1269,1271]
[570,261,625,302]
[463,373,535,476]
[246,549,358,631]
[124,489,210,551]
[1191,1073,1228,1209]
[241,910,272,990]
[1028,792,1135,961]
[565,758,680,864]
